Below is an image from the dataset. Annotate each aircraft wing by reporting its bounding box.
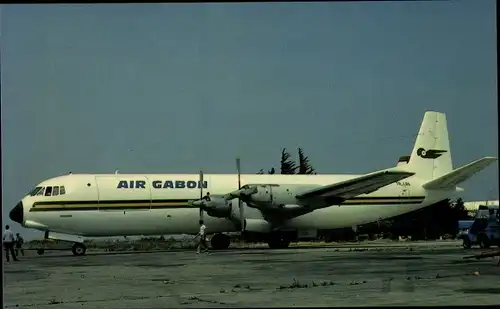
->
[295,170,415,202]
[256,169,416,222]
[191,169,415,224]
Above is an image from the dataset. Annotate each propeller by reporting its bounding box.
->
[198,169,204,223]
[236,157,245,232]
[191,158,248,232]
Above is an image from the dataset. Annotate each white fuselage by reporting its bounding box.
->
[18,173,449,237]
[12,111,492,239]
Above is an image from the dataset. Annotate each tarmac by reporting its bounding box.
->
[4,240,500,308]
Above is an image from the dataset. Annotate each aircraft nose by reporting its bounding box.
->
[9,201,24,225]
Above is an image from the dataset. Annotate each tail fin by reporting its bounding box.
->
[405,111,452,180]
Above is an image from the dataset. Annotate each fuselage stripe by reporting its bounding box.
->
[29,196,426,212]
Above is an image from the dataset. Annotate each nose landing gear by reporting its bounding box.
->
[33,242,86,256]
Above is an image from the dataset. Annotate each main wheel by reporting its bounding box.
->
[72,243,87,256]
[267,233,291,249]
[37,249,45,255]
[210,234,230,250]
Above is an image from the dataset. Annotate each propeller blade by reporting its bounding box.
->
[236,157,244,232]
[199,169,204,222]
[236,157,241,189]
[239,200,244,232]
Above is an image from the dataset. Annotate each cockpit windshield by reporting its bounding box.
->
[28,187,43,196]
[29,186,66,197]
[36,187,45,196]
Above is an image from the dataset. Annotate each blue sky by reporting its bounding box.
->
[2,1,498,239]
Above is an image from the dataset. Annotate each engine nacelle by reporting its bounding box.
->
[203,197,232,218]
[246,184,315,207]
[244,218,272,233]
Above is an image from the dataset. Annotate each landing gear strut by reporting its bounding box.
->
[210,233,231,250]
[267,232,291,249]
[72,243,87,256]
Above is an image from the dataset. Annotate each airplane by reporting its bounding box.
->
[9,111,497,256]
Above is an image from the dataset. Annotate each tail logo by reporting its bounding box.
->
[416,148,447,159]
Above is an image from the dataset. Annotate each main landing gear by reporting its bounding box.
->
[237,231,292,249]
[34,242,87,256]
[210,233,231,250]
[72,243,87,256]
[209,231,292,250]
[267,232,291,249]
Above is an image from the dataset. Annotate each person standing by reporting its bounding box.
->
[202,192,211,202]
[196,220,209,254]
[3,225,19,262]
[15,233,25,257]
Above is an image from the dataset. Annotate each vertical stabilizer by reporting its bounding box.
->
[406,111,453,180]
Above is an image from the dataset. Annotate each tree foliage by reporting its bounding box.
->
[257,168,276,175]
[259,148,314,175]
[453,198,469,220]
[297,147,316,174]
[381,198,469,240]
[280,148,298,174]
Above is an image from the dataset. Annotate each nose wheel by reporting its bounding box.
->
[72,243,87,256]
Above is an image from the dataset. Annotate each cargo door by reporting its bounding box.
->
[95,176,151,211]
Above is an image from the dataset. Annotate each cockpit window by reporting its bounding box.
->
[36,187,45,196]
[30,185,65,197]
[44,186,53,196]
[29,187,42,196]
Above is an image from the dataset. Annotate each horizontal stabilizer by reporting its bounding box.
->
[422,157,497,190]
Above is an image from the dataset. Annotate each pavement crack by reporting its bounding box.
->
[276,278,376,291]
[230,284,261,292]
[183,296,227,305]
[277,278,337,290]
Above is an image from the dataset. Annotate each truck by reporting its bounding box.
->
[459,205,500,249]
